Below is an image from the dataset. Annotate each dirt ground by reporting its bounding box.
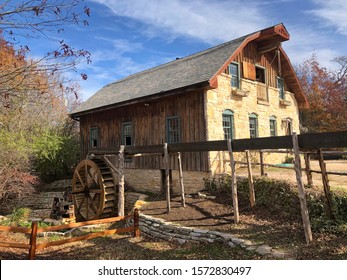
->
[237,160,347,190]
[140,192,347,260]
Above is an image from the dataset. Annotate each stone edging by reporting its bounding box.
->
[132,196,288,259]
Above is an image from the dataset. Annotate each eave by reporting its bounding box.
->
[69,81,210,120]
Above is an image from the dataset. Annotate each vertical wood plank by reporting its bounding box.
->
[246,150,256,208]
[304,152,313,186]
[28,222,38,260]
[163,143,171,213]
[118,145,125,217]
[227,139,239,223]
[292,133,312,244]
[177,152,186,207]
[317,149,335,219]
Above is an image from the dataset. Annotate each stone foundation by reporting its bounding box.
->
[124,169,209,194]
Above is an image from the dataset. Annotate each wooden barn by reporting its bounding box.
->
[70,23,308,194]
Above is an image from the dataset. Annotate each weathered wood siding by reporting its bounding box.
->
[79,90,209,171]
[232,41,287,90]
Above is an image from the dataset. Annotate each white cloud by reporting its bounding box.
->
[91,0,269,44]
[284,24,342,70]
[309,0,347,36]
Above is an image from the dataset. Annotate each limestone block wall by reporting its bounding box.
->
[124,169,209,194]
[205,74,300,173]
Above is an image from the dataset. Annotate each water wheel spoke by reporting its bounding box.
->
[74,170,86,189]
[88,194,99,213]
[89,189,102,194]
[77,196,86,213]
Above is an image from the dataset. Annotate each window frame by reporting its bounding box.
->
[222,109,234,140]
[229,62,240,89]
[255,65,266,84]
[277,77,285,99]
[121,122,133,146]
[166,116,180,144]
[90,127,99,148]
[269,116,277,137]
[249,113,258,138]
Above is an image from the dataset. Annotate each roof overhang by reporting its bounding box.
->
[70,81,210,119]
[209,23,308,109]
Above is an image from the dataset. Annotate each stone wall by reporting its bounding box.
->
[205,74,300,174]
[125,169,209,194]
[127,212,286,259]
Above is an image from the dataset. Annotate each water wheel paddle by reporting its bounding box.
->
[72,158,116,220]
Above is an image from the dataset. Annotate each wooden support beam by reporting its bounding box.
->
[246,150,256,208]
[177,152,186,207]
[260,151,265,176]
[118,145,125,217]
[292,133,312,244]
[163,143,171,213]
[228,140,239,224]
[103,156,121,176]
[317,149,335,219]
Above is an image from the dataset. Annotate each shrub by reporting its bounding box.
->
[203,175,347,232]
[32,131,80,182]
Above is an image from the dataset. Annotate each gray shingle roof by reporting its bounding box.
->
[71,33,251,116]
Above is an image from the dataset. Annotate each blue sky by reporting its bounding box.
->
[17,0,347,101]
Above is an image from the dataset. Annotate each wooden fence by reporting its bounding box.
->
[89,130,346,244]
[0,209,140,260]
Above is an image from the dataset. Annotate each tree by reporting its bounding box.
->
[297,55,347,133]
[0,0,91,100]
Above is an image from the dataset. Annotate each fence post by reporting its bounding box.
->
[118,145,125,217]
[163,143,171,213]
[28,222,38,260]
[227,139,239,224]
[260,151,265,176]
[246,150,256,208]
[317,149,335,219]
[292,133,312,244]
[177,152,186,207]
[133,208,140,238]
[304,152,313,186]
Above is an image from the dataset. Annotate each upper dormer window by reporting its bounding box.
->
[277,77,285,99]
[229,62,240,89]
[255,66,266,83]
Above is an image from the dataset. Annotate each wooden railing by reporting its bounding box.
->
[0,209,140,260]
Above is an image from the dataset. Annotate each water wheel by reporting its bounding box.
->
[72,158,116,220]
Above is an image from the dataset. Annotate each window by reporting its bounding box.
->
[122,122,132,146]
[166,116,180,143]
[270,116,277,137]
[229,62,240,89]
[222,110,234,140]
[277,77,285,99]
[249,113,258,138]
[285,118,293,135]
[255,66,266,83]
[90,127,99,148]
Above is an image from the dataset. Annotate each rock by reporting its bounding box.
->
[0,215,8,221]
[228,242,236,248]
[256,245,272,255]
